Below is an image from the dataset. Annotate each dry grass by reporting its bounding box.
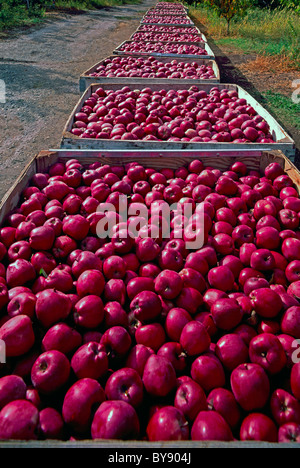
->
[239,53,300,74]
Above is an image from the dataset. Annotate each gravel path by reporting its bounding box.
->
[0,0,154,199]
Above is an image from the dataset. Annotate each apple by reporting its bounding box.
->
[0,375,27,410]
[73,295,104,329]
[175,287,203,315]
[0,315,35,357]
[248,333,287,374]
[179,320,211,356]
[135,323,166,352]
[62,378,105,434]
[38,407,64,440]
[125,344,154,377]
[206,387,241,429]
[100,326,132,363]
[41,322,82,355]
[191,410,234,441]
[157,341,187,373]
[76,269,105,297]
[105,367,144,409]
[270,388,300,426]
[278,422,300,443]
[165,307,192,342]
[91,400,140,440]
[215,333,249,371]
[142,354,176,397]
[174,380,207,421]
[130,290,162,322]
[290,362,300,400]
[35,288,72,329]
[154,269,183,300]
[71,251,103,279]
[207,265,235,292]
[280,306,300,338]
[0,399,39,440]
[211,298,243,330]
[249,288,283,319]
[7,292,37,319]
[239,412,278,442]
[70,341,108,380]
[230,362,270,411]
[103,301,128,329]
[146,406,189,441]
[6,259,36,288]
[191,352,226,392]
[29,225,55,251]
[31,350,70,394]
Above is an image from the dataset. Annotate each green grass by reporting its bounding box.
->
[54,0,141,10]
[188,4,300,68]
[0,4,45,31]
[0,0,142,31]
[262,91,300,131]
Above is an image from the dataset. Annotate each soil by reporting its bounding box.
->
[0,2,299,201]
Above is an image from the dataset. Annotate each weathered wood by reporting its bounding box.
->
[78,55,220,92]
[113,40,215,59]
[60,82,295,158]
[0,149,298,230]
[0,148,299,447]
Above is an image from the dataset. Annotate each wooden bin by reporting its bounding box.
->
[0,148,299,448]
[60,82,295,160]
[129,30,208,43]
[78,55,220,92]
[140,20,195,27]
[136,24,201,34]
[113,40,214,59]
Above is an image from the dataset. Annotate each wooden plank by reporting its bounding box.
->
[0,149,297,229]
[60,82,295,157]
[129,30,207,42]
[0,148,299,448]
[136,25,202,34]
[78,55,220,92]
[113,40,215,59]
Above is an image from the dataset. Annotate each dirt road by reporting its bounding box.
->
[0,0,154,199]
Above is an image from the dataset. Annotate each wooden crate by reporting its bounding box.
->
[136,24,202,34]
[0,148,299,227]
[140,20,195,27]
[60,82,295,159]
[129,30,208,43]
[113,40,214,59]
[0,148,299,448]
[78,55,220,92]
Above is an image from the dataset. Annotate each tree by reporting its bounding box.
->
[208,0,253,34]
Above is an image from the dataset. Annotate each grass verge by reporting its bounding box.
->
[261,91,300,132]
[188,4,300,69]
[0,0,142,31]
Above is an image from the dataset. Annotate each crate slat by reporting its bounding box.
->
[78,55,220,92]
[60,82,295,159]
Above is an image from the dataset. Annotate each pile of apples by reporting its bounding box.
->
[88,56,216,81]
[0,155,300,443]
[139,25,200,34]
[70,85,275,144]
[131,31,204,43]
[118,41,207,56]
[145,9,188,16]
[142,15,194,25]
[153,1,187,9]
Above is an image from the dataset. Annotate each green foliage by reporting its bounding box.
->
[203,0,253,34]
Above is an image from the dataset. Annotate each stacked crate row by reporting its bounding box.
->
[71,1,295,161]
[0,1,299,448]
